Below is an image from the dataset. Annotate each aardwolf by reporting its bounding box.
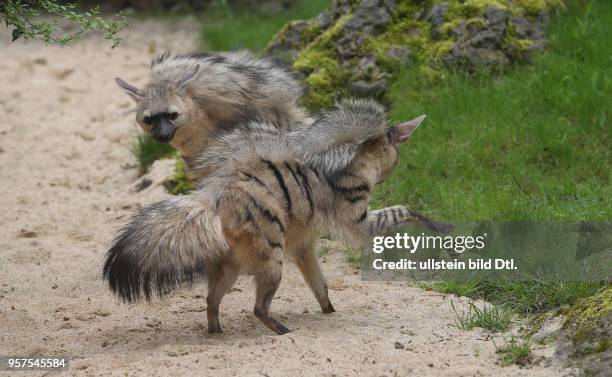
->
[103,99,452,334]
[115,51,306,179]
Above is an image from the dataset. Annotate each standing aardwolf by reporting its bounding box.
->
[115,51,306,180]
[103,99,452,334]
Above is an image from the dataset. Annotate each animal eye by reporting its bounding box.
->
[143,115,153,125]
[168,112,179,120]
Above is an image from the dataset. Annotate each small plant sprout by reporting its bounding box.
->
[451,300,512,332]
[495,336,533,366]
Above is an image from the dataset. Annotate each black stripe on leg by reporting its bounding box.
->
[374,211,384,232]
[391,208,399,224]
[295,164,314,217]
[262,159,292,214]
[243,207,255,224]
[356,210,368,223]
[266,239,283,249]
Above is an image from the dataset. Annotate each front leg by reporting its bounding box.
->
[294,239,335,314]
[366,205,454,236]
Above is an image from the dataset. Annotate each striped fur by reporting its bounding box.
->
[366,206,454,236]
[103,99,452,335]
[195,99,387,179]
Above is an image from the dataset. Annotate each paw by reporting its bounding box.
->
[322,300,336,314]
[207,325,223,334]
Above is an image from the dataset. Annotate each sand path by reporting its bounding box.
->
[0,19,564,376]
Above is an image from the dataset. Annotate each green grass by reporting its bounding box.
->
[451,301,512,332]
[131,133,176,174]
[201,0,331,51]
[435,280,602,315]
[318,245,331,257]
[378,1,611,316]
[495,336,533,366]
[375,0,611,222]
[342,245,362,266]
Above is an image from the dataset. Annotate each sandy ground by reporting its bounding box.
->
[0,18,570,377]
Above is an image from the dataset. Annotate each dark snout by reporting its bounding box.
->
[151,117,176,143]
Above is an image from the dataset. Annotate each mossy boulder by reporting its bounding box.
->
[163,155,196,195]
[265,0,563,111]
[559,288,611,375]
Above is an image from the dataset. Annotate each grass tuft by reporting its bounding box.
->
[495,336,533,366]
[341,245,362,266]
[318,245,331,257]
[452,301,512,332]
[131,134,176,174]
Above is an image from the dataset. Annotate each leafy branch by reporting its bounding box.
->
[1,1,127,48]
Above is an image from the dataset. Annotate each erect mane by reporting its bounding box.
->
[289,98,389,176]
[194,98,389,179]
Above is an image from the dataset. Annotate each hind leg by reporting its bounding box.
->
[206,262,239,334]
[253,245,290,335]
[295,240,335,314]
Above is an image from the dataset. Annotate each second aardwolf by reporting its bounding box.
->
[103,99,452,334]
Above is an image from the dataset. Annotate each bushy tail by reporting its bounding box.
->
[102,195,229,302]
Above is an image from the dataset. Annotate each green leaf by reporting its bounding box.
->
[11,28,23,42]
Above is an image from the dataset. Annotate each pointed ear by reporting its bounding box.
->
[396,114,426,143]
[176,64,200,91]
[115,77,143,102]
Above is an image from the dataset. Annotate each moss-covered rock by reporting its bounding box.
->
[265,0,563,111]
[163,155,196,195]
[557,287,612,376]
[562,288,611,356]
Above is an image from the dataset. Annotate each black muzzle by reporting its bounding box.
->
[151,117,176,143]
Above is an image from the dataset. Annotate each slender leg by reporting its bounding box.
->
[253,246,290,335]
[366,205,454,236]
[295,241,335,314]
[206,262,239,334]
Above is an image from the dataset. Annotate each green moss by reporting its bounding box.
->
[163,155,195,195]
[272,19,322,51]
[273,0,564,111]
[292,14,352,110]
[562,288,611,357]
